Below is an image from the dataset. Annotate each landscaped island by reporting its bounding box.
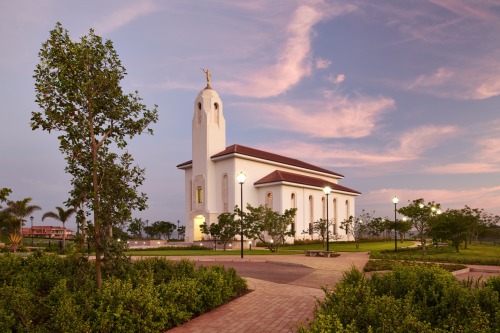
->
[0,252,247,332]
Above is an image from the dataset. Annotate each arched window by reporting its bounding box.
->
[309,195,314,235]
[333,198,338,235]
[265,192,273,209]
[214,103,219,125]
[197,102,202,124]
[291,193,297,234]
[322,197,326,219]
[222,174,228,212]
[345,200,350,219]
[196,186,203,204]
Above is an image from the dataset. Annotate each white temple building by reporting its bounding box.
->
[177,78,361,244]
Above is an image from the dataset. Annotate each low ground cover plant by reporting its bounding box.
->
[0,252,247,332]
[298,265,500,332]
[363,259,467,272]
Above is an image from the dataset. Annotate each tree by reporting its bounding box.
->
[340,216,365,248]
[31,23,158,288]
[157,221,177,240]
[200,212,239,250]
[0,188,12,209]
[42,207,75,249]
[429,208,470,252]
[243,205,297,253]
[127,218,145,239]
[397,218,413,242]
[3,198,41,235]
[177,226,186,240]
[311,218,332,248]
[397,198,440,255]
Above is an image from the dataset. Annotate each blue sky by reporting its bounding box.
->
[1,0,499,230]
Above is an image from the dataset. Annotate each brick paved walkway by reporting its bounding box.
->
[161,252,500,332]
[166,252,370,332]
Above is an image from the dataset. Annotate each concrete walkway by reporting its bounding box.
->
[166,252,370,333]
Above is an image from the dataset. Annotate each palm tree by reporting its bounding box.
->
[3,198,41,235]
[42,207,75,249]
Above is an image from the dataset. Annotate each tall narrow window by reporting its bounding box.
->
[196,186,203,204]
[345,200,350,219]
[333,198,338,235]
[291,193,297,235]
[214,103,219,125]
[197,102,202,124]
[309,195,314,226]
[222,174,228,212]
[265,192,273,209]
[322,197,326,219]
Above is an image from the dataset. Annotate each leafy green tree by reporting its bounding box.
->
[398,198,440,255]
[243,205,296,253]
[200,212,239,250]
[155,221,177,240]
[127,218,145,239]
[340,216,365,248]
[3,198,41,235]
[312,218,332,248]
[0,188,12,209]
[31,23,158,288]
[42,206,75,249]
[397,218,413,242]
[177,225,186,240]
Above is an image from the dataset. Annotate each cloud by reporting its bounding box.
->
[219,1,356,98]
[364,185,500,215]
[327,73,345,84]
[94,0,158,35]
[315,57,332,69]
[258,124,458,169]
[241,93,394,138]
[404,63,500,100]
[392,125,458,158]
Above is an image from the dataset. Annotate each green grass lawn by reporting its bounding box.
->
[283,240,412,252]
[372,242,500,265]
[126,249,304,256]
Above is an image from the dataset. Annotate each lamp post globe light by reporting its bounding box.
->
[392,196,399,252]
[236,172,246,259]
[30,216,34,245]
[323,186,332,252]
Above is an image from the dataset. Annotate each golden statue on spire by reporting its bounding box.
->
[201,68,211,86]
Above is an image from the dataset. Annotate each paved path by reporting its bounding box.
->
[166,253,370,333]
[162,253,500,332]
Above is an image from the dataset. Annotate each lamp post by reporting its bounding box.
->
[323,186,332,252]
[177,220,180,240]
[236,171,246,259]
[392,196,399,252]
[30,216,34,245]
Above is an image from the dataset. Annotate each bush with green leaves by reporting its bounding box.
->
[0,252,247,332]
[299,265,500,332]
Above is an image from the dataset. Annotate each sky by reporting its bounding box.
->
[1,0,499,231]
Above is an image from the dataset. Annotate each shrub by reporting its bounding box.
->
[0,252,248,332]
[300,265,500,332]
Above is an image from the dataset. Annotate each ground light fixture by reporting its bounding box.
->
[323,186,332,251]
[392,196,399,252]
[237,172,246,258]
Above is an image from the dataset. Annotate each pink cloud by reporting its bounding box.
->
[424,163,499,174]
[315,57,332,69]
[364,185,500,215]
[392,125,458,158]
[95,0,158,35]
[219,1,356,98]
[241,94,394,138]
